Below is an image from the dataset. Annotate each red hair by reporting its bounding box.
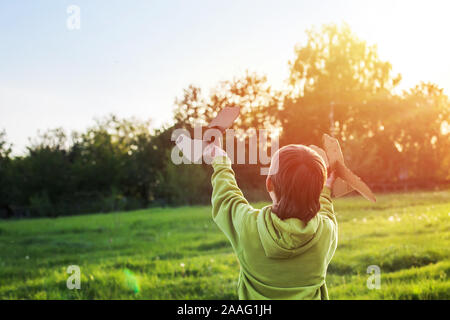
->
[270,145,327,223]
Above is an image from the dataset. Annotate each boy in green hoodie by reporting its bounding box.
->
[203,142,337,300]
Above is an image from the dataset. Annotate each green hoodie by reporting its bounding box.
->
[211,156,338,300]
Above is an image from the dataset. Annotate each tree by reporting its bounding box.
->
[71,115,160,209]
[393,83,450,182]
[174,71,281,133]
[281,23,401,147]
[0,130,13,217]
[13,128,73,216]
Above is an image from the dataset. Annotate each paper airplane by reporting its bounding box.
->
[203,106,240,143]
[175,106,241,162]
[310,134,376,202]
[208,106,240,132]
[308,144,352,197]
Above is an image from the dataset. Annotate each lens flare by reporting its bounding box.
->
[123,269,140,294]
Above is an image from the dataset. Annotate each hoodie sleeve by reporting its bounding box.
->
[211,156,254,248]
[318,186,336,224]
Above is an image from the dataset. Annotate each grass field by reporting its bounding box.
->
[0,189,449,299]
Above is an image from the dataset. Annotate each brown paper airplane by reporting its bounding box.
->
[310,134,376,202]
[208,106,240,132]
[175,106,240,162]
[309,144,351,196]
[204,106,240,143]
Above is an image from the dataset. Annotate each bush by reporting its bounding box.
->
[29,191,54,217]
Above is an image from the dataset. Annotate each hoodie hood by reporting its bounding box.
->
[257,205,324,258]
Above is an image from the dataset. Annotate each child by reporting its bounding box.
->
[203,142,337,300]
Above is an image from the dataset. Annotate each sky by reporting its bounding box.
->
[1,0,450,154]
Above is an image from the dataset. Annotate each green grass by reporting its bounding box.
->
[0,189,449,299]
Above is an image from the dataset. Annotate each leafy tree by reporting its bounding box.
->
[174,71,281,133]
[71,115,160,210]
[0,130,13,217]
[282,23,401,147]
[394,83,450,182]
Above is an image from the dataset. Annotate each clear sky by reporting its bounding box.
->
[1,0,449,154]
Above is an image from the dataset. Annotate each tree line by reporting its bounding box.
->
[1,23,449,218]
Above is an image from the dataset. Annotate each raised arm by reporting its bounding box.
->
[205,144,254,248]
[318,186,336,223]
[318,171,337,224]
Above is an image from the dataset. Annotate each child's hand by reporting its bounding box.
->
[203,142,228,164]
[325,170,337,189]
